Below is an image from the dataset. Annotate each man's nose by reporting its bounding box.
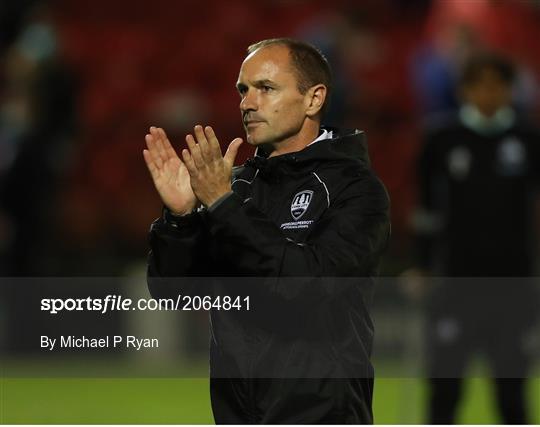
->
[240,89,257,112]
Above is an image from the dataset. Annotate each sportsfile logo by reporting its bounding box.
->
[40,295,250,314]
[290,190,313,220]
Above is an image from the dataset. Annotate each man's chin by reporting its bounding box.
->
[245,133,266,146]
[245,129,281,148]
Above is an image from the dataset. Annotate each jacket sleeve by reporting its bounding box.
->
[206,170,390,278]
[147,208,211,299]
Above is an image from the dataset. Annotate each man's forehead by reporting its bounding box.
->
[238,45,294,81]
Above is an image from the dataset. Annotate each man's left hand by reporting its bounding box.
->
[181,125,243,208]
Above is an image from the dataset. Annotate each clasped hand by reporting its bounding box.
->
[143,125,243,215]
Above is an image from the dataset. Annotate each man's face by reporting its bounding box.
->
[236,45,309,146]
[462,68,512,117]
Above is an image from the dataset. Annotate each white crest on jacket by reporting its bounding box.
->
[291,190,313,220]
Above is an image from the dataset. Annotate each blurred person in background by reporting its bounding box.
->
[0,5,78,355]
[411,52,540,424]
[0,5,77,275]
[411,22,481,115]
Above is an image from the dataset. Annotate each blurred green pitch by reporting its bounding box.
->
[1,376,538,424]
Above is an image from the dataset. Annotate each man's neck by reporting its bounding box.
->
[268,122,320,158]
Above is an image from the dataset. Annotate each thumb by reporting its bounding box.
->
[224,138,243,166]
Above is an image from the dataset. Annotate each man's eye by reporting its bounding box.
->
[262,86,273,92]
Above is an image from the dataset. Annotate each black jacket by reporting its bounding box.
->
[147,128,390,423]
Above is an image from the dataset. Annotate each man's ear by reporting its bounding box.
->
[305,84,327,118]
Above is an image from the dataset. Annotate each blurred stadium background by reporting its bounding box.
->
[0,0,539,424]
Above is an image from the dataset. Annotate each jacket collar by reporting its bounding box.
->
[244,127,369,178]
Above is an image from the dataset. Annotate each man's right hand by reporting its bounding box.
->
[143,126,199,216]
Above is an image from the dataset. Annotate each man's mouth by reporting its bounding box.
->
[243,113,264,126]
[244,120,264,128]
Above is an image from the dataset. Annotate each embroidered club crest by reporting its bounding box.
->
[290,190,313,220]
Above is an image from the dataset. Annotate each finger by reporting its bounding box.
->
[223,138,244,166]
[204,126,223,160]
[142,149,159,180]
[145,133,163,169]
[185,134,205,169]
[150,126,169,164]
[193,125,211,161]
[148,127,164,160]
[158,127,178,160]
[181,148,198,177]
